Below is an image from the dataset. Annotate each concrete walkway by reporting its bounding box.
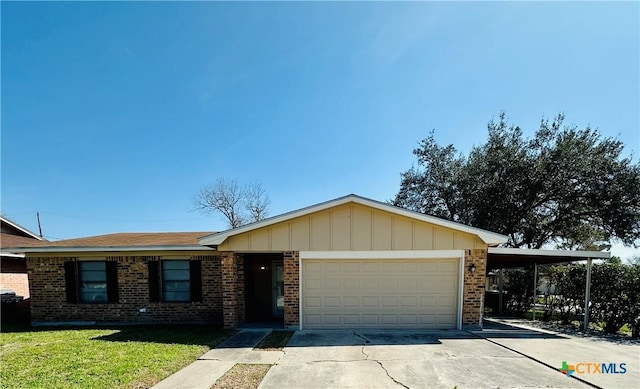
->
[152,329,282,389]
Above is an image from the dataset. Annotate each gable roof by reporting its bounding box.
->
[1,216,46,258]
[1,216,44,241]
[198,194,508,247]
[9,232,215,253]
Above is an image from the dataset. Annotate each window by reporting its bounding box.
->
[148,259,202,303]
[162,260,190,302]
[79,261,108,302]
[64,260,118,304]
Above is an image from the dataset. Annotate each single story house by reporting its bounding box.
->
[13,195,510,330]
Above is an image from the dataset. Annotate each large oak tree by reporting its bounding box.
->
[393,113,640,249]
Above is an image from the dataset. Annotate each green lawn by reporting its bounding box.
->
[0,324,232,389]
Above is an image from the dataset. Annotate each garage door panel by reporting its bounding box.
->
[305,262,323,273]
[400,278,418,290]
[439,295,456,308]
[381,279,398,289]
[439,262,458,272]
[344,296,360,306]
[324,314,340,325]
[324,296,340,307]
[363,279,379,289]
[400,314,417,324]
[401,296,418,306]
[302,258,459,329]
[362,314,378,325]
[381,314,398,325]
[344,314,359,325]
[343,279,359,289]
[439,314,455,325]
[381,296,398,306]
[325,279,341,289]
[304,296,322,307]
[362,296,378,306]
[362,262,380,272]
[305,278,322,289]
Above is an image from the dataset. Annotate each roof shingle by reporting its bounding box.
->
[5,232,213,249]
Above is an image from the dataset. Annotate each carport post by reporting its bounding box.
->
[532,263,538,321]
[498,269,504,315]
[583,258,593,331]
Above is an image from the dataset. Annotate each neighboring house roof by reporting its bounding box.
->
[1,216,46,258]
[9,232,215,253]
[199,194,509,247]
[0,216,44,241]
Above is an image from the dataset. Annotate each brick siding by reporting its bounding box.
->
[462,249,487,329]
[283,251,299,328]
[27,255,222,324]
[220,252,247,328]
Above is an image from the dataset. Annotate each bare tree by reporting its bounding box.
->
[244,182,270,222]
[193,178,270,228]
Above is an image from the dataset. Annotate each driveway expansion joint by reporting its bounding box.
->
[375,360,409,389]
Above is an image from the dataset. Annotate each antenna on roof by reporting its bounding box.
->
[37,212,43,238]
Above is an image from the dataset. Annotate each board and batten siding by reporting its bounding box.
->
[217,203,486,252]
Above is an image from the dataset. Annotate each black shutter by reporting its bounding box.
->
[64,261,78,303]
[190,260,203,303]
[148,260,160,302]
[106,261,119,303]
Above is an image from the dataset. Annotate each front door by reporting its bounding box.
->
[272,261,284,316]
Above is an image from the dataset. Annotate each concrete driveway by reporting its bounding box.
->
[259,329,592,389]
[478,318,640,389]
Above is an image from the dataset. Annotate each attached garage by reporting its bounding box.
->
[198,194,509,330]
[300,251,464,329]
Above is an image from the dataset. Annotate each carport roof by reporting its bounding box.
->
[487,247,611,269]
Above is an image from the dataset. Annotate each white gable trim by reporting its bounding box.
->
[198,194,508,246]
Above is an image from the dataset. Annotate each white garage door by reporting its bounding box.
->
[302,258,460,329]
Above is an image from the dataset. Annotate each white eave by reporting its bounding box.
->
[198,194,509,246]
[488,247,611,259]
[0,250,26,258]
[10,245,215,253]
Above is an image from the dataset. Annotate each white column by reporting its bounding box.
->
[583,258,593,331]
[498,268,504,315]
[532,263,538,321]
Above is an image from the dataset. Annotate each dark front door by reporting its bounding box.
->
[244,254,284,323]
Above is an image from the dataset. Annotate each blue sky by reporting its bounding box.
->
[1,2,638,257]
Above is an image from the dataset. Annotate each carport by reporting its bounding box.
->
[486,248,611,331]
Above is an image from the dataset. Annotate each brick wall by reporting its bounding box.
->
[1,258,30,298]
[462,249,487,329]
[283,251,299,328]
[220,251,239,329]
[27,254,222,324]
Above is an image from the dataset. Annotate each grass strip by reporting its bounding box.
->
[254,330,294,350]
[211,363,271,389]
[0,325,232,389]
